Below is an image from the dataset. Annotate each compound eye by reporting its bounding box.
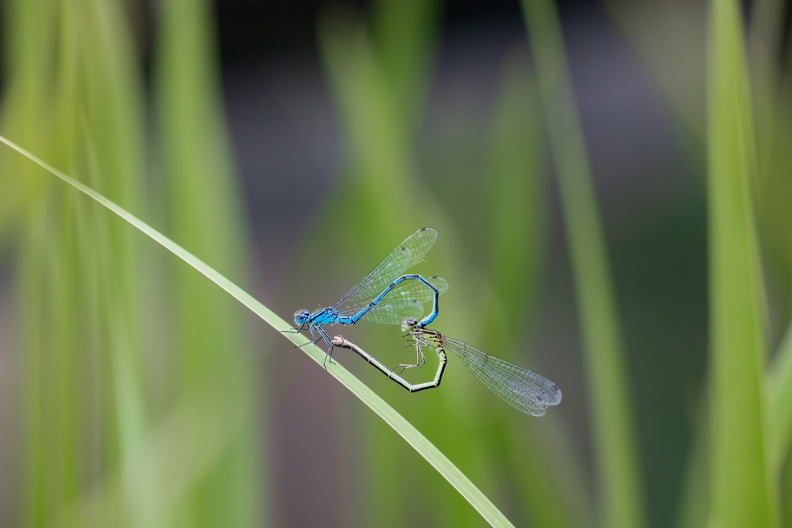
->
[401,317,417,331]
[294,310,310,324]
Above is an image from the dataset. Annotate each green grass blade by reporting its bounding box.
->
[483,51,590,528]
[0,134,516,528]
[768,323,792,472]
[706,0,777,526]
[781,454,792,528]
[0,135,274,325]
[519,1,646,527]
[676,411,710,528]
[74,2,153,523]
[153,0,260,524]
[370,0,440,132]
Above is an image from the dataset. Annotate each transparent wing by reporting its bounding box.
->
[360,298,426,325]
[400,227,438,268]
[334,227,438,311]
[386,275,448,303]
[337,275,448,317]
[421,331,562,416]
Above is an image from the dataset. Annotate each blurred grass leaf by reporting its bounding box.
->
[519,0,646,526]
[705,0,777,526]
[768,323,792,472]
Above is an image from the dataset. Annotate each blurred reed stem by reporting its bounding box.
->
[519,0,646,526]
[706,1,777,526]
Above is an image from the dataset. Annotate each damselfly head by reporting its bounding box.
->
[293,309,310,325]
[401,317,418,331]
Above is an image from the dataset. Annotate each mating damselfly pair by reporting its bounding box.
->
[291,227,561,417]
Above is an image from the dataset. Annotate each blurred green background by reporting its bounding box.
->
[1,0,790,526]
